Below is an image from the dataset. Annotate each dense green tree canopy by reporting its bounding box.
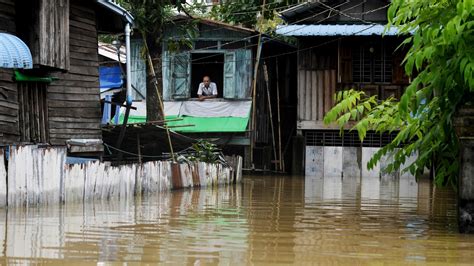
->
[207,0,298,30]
[324,0,474,187]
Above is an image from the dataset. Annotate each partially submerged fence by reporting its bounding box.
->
[0,145,242,208]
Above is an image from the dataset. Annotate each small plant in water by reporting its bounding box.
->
[177,140,228,166]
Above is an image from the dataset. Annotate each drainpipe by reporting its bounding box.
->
[125,23,132,105]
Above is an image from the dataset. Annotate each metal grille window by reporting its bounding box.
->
[18,82,49,143]
[305,130,398,147]
[352,43,392,83]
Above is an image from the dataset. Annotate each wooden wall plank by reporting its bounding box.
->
[298,70,304,121]
[324,70,331,114]
[69,58,98,67]
[35,0,70,70]
[47,93,99,101]
[305,70,311,121]
[69,17,96,32]
[311,70,317,121]
[49,122,100,129]
[46,1,101,145]
[47,86,99,95]
[49,108,101,118]
[330,70,336,109]
[0,122,19,135]
[49,117,100,123]
[0,105,18,117]
[48,101,100,108]
[317,71,324,120]
[0,0,15,33]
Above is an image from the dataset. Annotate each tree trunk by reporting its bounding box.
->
[145,35,164,122]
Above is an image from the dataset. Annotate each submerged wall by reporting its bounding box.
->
[0,145,242,208]
[305,146,418,178]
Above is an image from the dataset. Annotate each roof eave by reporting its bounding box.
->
[96,0,134,25]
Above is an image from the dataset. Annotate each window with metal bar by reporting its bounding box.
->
[352,42,392,83]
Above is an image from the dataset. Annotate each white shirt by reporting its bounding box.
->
[197,82,218,96]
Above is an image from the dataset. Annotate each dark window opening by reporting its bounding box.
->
[190,53,224,98]
[195,41,218,50]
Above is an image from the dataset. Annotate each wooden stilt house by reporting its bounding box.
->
[276,0,410,173]
[0,0,132,156]
[115,17,297,170]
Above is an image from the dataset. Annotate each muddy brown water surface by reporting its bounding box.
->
[1,175,474,265]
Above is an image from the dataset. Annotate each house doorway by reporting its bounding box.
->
[191,53,224,98]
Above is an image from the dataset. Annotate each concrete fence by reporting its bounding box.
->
[305,146,418,178]
[0,145,242,208]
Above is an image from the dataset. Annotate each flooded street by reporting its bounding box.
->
[1,175,474,264]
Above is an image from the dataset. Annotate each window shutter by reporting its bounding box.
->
[223,52,236,99]
[171,52,191,99]
[131,39,146,100]
[224,50,252,99]
[235,49,252,98]
[162,51,171,100]
[36,0,70,70]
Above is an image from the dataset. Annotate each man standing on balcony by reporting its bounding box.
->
[197,76,218,101]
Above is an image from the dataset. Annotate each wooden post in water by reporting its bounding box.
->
[454,105,474,233]
[249,0,267,169]
[115,102,131,163]
[275,58,284,172]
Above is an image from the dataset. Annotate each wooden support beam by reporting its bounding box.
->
[263,62,278,172]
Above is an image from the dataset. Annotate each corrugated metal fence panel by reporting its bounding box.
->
[141,161,160,194]
[160,161,172,191]
[197,162,210,187]
[64,163,85,204]
[7,145,66,207]
[180,163,193,188]
[4,145,242,207]
[0,149,6,207]
[36,147,66,205]
[116,164,136,200]
[7,146,30,207]
[298,69,336,121]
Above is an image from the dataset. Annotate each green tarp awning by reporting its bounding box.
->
[119,114,249,133]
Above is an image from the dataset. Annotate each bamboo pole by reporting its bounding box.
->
[263,63,278,171]
[249,0,267,168]
[137,133,142,164]
[275,58,284,172]
[142,38,175,162]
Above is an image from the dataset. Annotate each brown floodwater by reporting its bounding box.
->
[0,175,473,265]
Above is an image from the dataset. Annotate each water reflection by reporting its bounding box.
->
[0,176,473,264]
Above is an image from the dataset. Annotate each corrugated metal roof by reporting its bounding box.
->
[98,41,126,63]
[0,33,33,69]
[276,24,401,36]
